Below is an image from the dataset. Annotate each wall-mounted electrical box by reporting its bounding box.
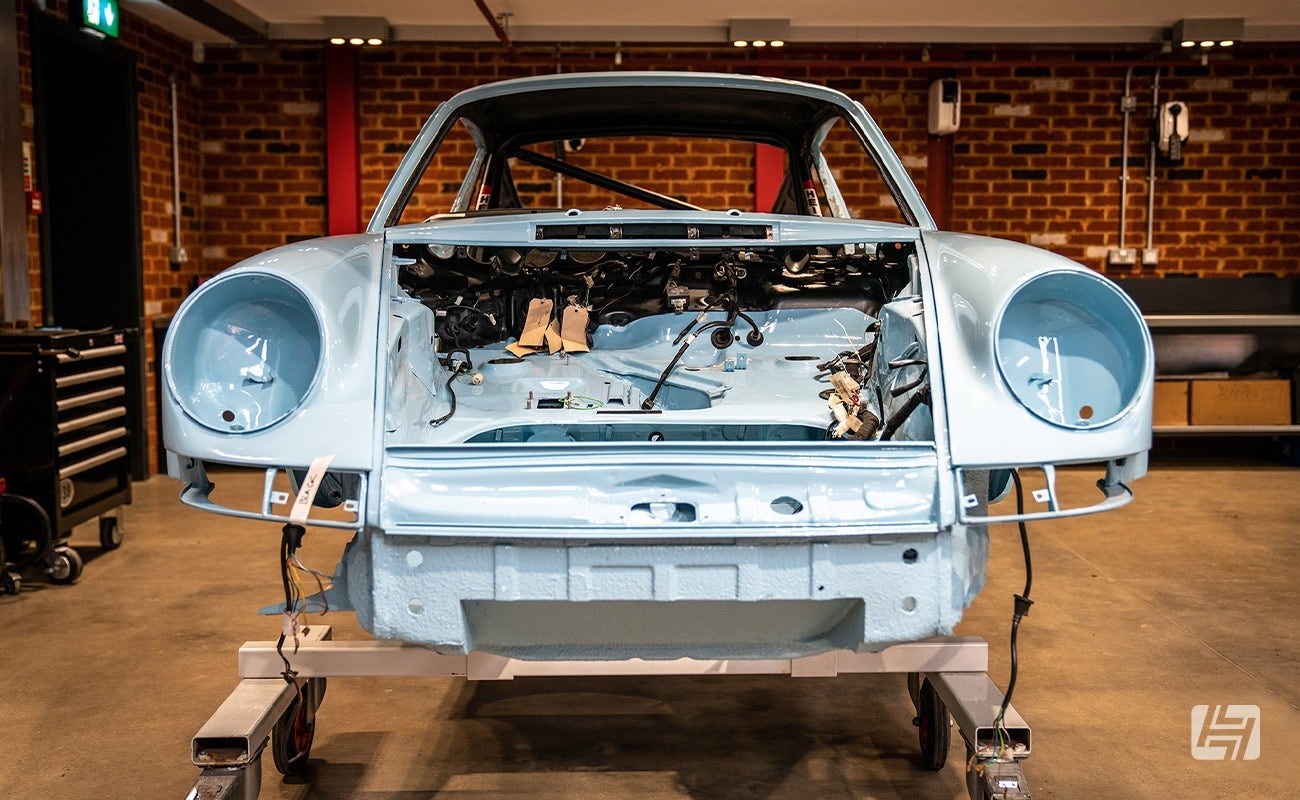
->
[928,78,961,136]
[1158,101,1190,160]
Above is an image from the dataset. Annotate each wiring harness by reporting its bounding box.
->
[994,470,1034,758]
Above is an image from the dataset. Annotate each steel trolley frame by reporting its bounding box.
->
[185,628,1030,800]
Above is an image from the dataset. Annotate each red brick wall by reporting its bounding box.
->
[185,43,1300,280]
[346,45,1299,278]
[942,56,1299,276]
[197,47,326,265]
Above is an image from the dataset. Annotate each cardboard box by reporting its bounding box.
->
[1189,379,1293,426]
[1152,380,1190,426]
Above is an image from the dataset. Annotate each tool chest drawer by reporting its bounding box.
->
[0,328,133,534]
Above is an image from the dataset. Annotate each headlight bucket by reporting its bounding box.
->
[994,270,1148,430]
[165,272,324,434]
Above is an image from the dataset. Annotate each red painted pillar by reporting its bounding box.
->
[924,67,955,230]
[754,144,785,213]
[926,133,953,230]
[324,47,361,235]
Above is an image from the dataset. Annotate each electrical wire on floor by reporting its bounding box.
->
[429,349,473,426]
[993,469,1034,760]
[561,394,605,410]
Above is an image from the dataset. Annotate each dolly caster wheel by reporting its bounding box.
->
[272,677,325,776]
[272,694,314,776]
[915,677,950,770]
[46,546,83,585]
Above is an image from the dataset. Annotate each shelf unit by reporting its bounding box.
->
[1144,313,1299,437]
[1145,313,1300,330]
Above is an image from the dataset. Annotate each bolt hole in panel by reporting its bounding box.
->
[995,270,1148,429]
[770,496,804,515]
[166,273,323,433]
[630,501,697,523]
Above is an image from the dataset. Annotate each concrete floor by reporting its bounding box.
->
[1,460,1297,799]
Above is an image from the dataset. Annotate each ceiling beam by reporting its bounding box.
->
[157,0,268,44]
[348,23,1300,45]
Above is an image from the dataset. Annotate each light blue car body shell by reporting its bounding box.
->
[163,73,1152,659]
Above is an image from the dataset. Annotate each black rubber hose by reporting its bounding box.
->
[642,321,731,410]
[429,365,468,426]
[0,493,54,564]
[878,386,929,440]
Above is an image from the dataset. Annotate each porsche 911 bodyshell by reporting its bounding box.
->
[163,73,1152,659]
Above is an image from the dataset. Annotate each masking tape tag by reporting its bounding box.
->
[519,298,554,347]
[560,306,590,353]
[545,318,564,354]
[290,454,336,524]
[505,341,539,358]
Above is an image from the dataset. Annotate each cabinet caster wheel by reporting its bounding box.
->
[46,546,83,585]
[99,516,124,550]
[916,677,951,770]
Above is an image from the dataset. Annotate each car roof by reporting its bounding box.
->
[443,71,858,147]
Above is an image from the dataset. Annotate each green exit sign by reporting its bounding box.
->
[82,0,120,39]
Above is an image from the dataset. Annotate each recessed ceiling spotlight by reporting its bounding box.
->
[325,16,391,48]
[1172,18,1243,51]
[727,18,790,49]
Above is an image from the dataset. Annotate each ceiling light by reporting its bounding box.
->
[1219,40,1234,47]
[770,40,785,47]
[1172,17,1243,50]
[325,16,390,47]
[728,18,790,48]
